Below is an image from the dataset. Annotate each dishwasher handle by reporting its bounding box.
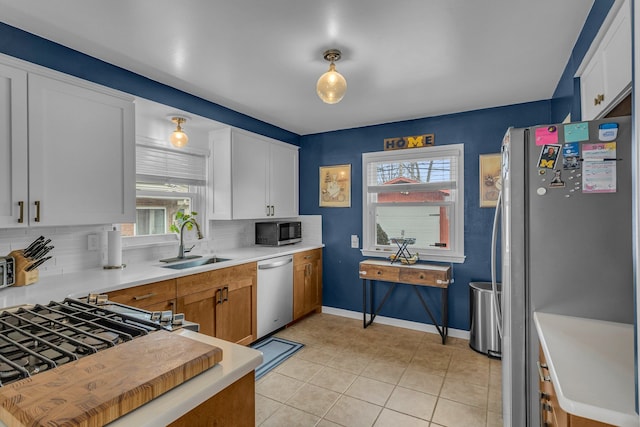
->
[258,258,293,270]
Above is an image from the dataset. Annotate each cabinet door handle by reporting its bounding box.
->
[223,286,229,302]
[215,288,222,305]
[270,205,275,216]
[265,205,270,216]
[34,201,41,222]
[133,292,156,301]
[594,93,605,105]
[17,201,24,223]
[536,361,551,382]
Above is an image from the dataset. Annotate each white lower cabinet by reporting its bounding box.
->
[0,57,135,227]
[210,127,298,220]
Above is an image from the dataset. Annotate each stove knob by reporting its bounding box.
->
[150,311,162,322]
[172,313,185,325]
[160,310,173,323]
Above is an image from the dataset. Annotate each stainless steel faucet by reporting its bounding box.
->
[177,218,204,259]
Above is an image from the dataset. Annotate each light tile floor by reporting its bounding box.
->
[256,313,502,427]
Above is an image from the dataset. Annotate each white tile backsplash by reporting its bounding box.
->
[0,215,323,278]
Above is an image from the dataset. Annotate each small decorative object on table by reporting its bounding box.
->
[389,237,417,264]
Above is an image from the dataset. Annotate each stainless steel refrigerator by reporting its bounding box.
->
[492,116,634,426]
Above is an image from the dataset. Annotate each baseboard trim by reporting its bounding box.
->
[320,306,470,341]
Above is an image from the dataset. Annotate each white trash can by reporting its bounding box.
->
[469,282,502,358]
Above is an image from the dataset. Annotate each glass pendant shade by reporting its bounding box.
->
[169,117,189,148]
[317,63,347,104]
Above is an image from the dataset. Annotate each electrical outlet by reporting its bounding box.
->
[351,235,359,248]
[88,234,99,251]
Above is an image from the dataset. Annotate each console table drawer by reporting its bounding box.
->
[359,264,399,282]
[399,269,449,287]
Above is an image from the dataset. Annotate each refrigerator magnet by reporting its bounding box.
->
[562,143,580,170]
[549,170,565,188]
[598,123,618,141]
[538,144,561,169]
[535,126,558,146]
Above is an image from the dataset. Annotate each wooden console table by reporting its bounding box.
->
[358,260,452,344]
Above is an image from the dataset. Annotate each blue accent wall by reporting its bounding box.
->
[0,0,613,332]
[299,102,551,330]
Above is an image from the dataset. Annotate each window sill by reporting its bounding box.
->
[360,249,465,264]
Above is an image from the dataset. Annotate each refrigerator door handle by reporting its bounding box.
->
[491,189,503,338]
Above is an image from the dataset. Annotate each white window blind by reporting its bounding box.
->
[136,145,207,186]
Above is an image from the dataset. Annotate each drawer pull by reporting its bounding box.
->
[377,271,382,275]
[359,271,367,275]
[133,292,156,301]
[419,274,425,279]
[537,361,550,382]
[436,279,449,284]
[304,255,312,259]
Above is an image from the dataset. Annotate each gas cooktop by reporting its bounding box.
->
[0,298,184,386]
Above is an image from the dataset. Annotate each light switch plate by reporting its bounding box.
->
[351,235,359,248]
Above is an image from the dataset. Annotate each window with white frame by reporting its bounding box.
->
[121,143,207,238]
[362,144,465,263]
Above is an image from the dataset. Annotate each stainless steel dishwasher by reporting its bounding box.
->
[257,255,293,339]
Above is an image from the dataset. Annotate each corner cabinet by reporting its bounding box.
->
[176,262,257,346]
[579,0,631,120]
[0,58,135,227]
[210,128,299,220]
[293,249,323,321]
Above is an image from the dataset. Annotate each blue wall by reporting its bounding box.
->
[0,0,613,332]
[299,102,551,330]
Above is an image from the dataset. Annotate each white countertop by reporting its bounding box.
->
[534,312,637,427]
[0,244,323,308]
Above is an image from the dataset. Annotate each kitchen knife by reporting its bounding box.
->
[31,245,53,261]
[23,236,44,257]
[25,239,51,259]
[25,256,52,272]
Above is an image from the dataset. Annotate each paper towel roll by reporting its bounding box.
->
[107,229,122,267]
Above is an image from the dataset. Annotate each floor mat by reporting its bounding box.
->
[251,337,304,381]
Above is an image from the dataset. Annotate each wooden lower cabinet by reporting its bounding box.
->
[538,344,614,427]
[177,262,257,345]
[293,248,322,321]
[107,279,176,312]
[168,371,255,427]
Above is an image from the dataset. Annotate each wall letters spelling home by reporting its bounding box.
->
[383,134,435,151]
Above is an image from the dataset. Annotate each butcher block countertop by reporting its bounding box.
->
[0,330,262,427]
[534,312,636,427]
[0,331,223,427]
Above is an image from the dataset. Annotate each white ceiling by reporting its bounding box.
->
[0,0,596,135]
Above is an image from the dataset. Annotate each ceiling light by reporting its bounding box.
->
[169,116,189,148]
[316,49,347,104]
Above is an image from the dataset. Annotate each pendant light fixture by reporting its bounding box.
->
[169,116,189,148]
[316,49,347,104]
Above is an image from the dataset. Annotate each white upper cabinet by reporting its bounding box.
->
[0,63,28,228]
[0,56,135,227]
[210,128,299,220]
[579,0,631,120]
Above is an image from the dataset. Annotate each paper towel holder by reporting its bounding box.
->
[104,227,126,269]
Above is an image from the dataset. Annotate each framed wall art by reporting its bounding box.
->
[319,164,351,207]
[479,153,501,208]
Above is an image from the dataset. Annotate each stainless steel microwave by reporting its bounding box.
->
[255,221,302,246]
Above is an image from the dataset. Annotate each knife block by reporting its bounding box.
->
[8,251,39,286]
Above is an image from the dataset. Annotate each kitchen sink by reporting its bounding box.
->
[161,257,232,270]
